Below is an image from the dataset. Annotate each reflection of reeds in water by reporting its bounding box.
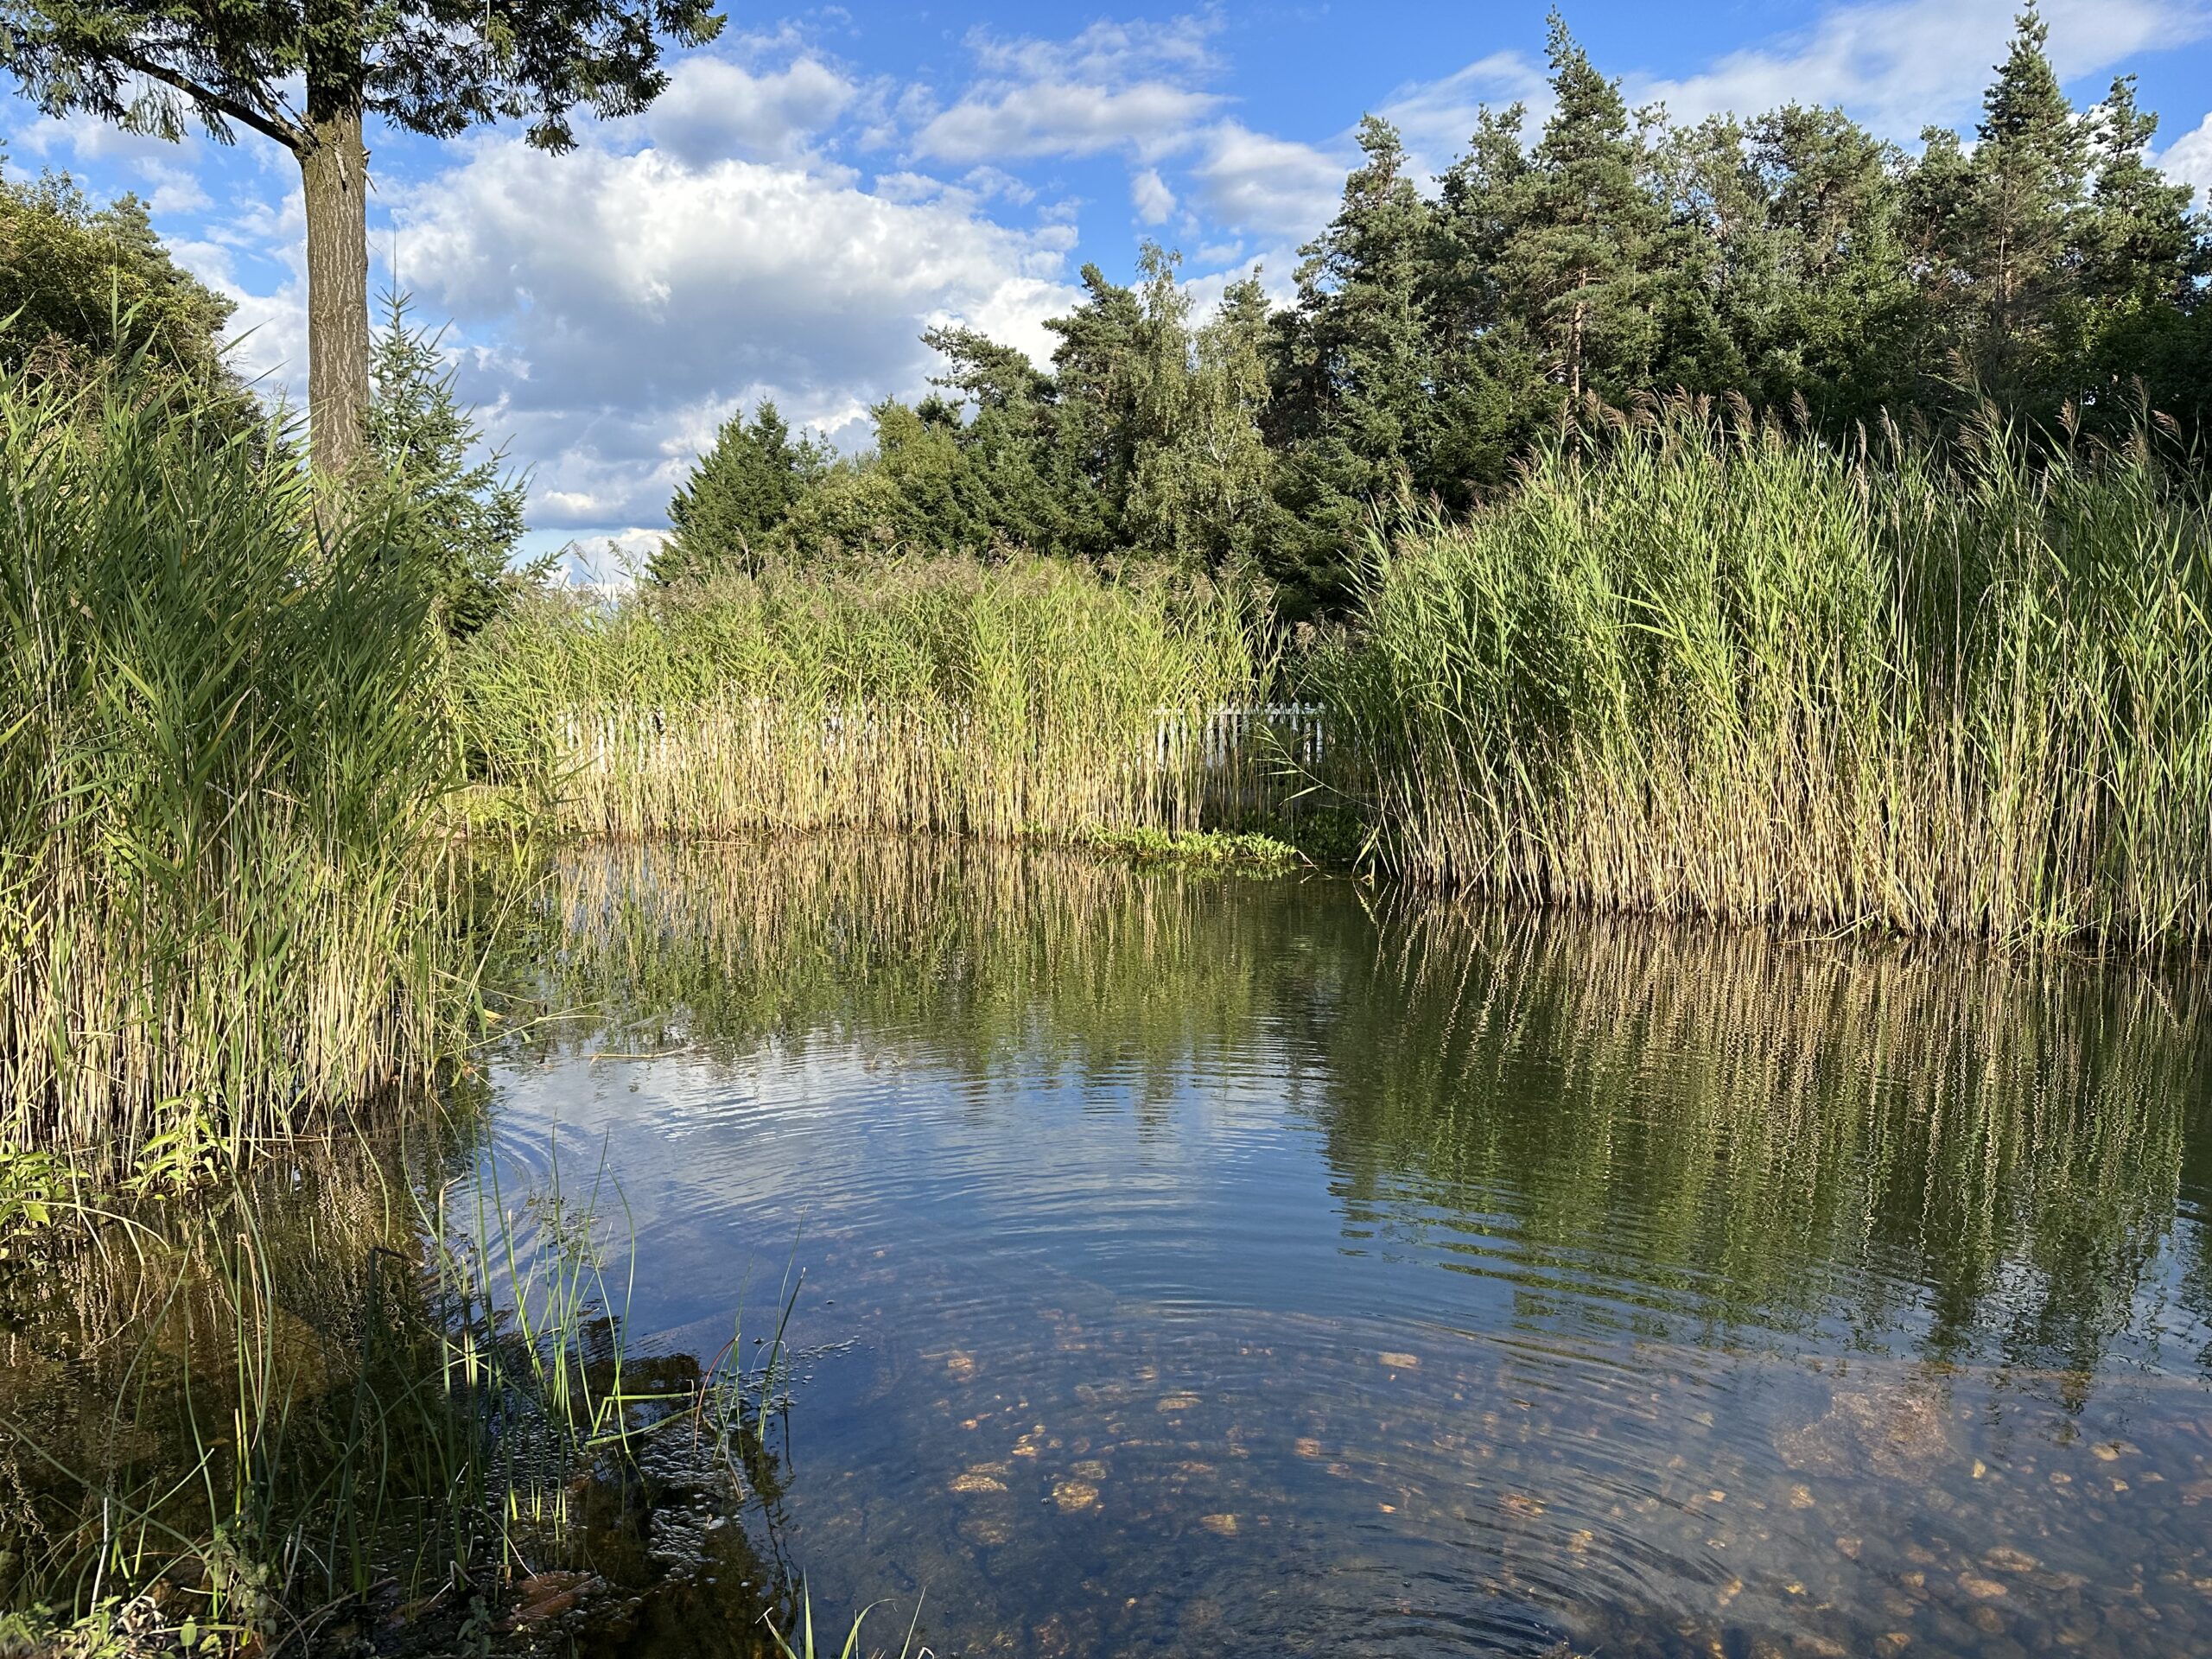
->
[493,837,1297,1081]
[0,1124,798,1653]
[1324,899,2205,1372]
[499,842,2208,1382]
[454,560,1267,841]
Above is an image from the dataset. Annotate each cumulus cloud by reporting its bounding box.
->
[1190,121,1345,238]
[642,54,861,166]
[2161,111,2212,206]
[396,137,1079,527]
[1131,166,1177,223]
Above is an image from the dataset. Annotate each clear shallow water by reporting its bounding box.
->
[487,839,2212,1658]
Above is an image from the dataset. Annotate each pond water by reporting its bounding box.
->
[479,839,2212,1658]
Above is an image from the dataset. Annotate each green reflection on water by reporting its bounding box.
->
[493,838,2211,1386]
[10,838,2212,1658]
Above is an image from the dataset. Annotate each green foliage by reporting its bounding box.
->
[1325,398,2212,949]
[365,290,543,637]
[0,353,461,1160]
[653,398,832,582]
[0,162,234,386]
[753,11,2205,618]
[0,0,721,159]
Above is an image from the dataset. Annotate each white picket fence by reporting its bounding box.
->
[1156,702,1327,766]
[550,699,1332,821]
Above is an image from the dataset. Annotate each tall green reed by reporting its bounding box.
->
[1325,397,2212,950]
[454,558,1267,841]
[0,354,462,1160]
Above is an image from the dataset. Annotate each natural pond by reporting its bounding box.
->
[10,837,2212,1657]
[488,840,2212,1658]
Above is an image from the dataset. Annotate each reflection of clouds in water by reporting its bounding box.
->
[474,839,2212,1657]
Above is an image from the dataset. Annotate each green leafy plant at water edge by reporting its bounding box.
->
[0,349,474,1164]
[1071,823,1302,870]
[765,1586,929,1659]
[1321,397,2212,950]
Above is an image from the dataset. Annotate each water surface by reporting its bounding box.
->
[490,839,2212,1658]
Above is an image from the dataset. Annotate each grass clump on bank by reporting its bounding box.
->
[454,557,1267,842]
[0,357,461,1165]
[1325,399,2212,950]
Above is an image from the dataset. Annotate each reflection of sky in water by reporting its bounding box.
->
[482,843,2212,1658]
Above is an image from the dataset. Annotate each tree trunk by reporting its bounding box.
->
[302,110,371,480]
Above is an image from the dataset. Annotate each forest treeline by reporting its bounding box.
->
[655,13,2211,615]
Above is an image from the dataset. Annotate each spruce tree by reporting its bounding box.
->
[655,401,830,582]
[365,291,538,637]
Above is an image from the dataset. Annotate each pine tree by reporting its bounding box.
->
[1429,104,1555,501]
[1500,14,1662,404]
[366,292,538,637]
[0,165,235,384]
[1750,105,1916,421]
[1268,115,1440,612]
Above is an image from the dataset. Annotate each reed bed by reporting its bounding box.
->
[0,359,460,1161]
[454,560,1267,841]
[1326,399,2212,950]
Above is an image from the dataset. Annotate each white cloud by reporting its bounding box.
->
[914,80,1221,165]
[2160,111,2212,206]
[1630,0,2207,135]
[642,54,861,166]
[1191,120,1345,238]
[397,137,1079,528]
[1379,50,1547,175]
[965,16,1217,86]
[912,15,1224,165]
[1131,166,1177,223]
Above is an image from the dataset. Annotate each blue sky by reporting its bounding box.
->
[8,0,2212,568]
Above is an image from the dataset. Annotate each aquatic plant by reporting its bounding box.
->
[452,557,1269,841]
[0,353,464,1162]
[1325,397,2212,950]
[1069,823,1303,868]
[0,1130,800,1656]
[765,1587,928,1659]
